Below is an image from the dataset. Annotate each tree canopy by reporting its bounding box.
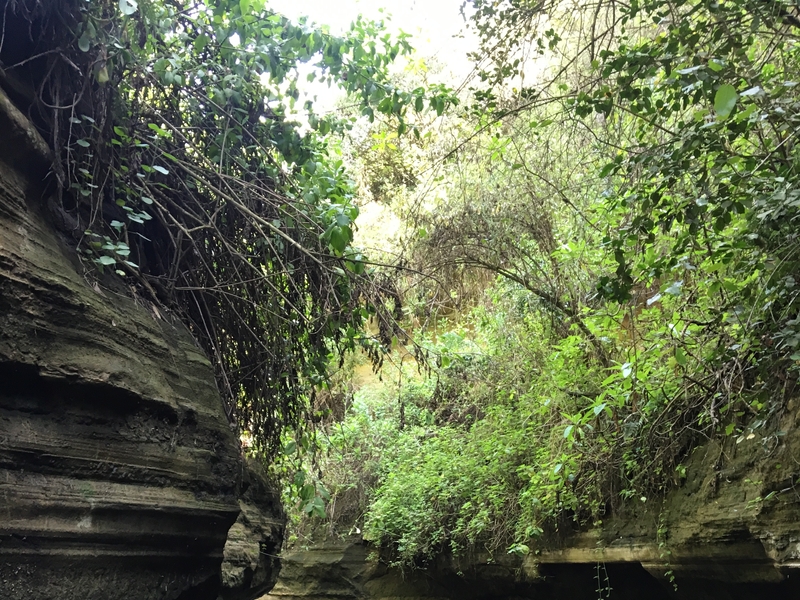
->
[272,0,800,567]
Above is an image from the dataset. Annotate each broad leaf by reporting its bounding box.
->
[714,84,738,119]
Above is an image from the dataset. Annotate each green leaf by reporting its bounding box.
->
[292,470,305,486]
[714,84,738,119]
[725,423,735,436]
[96,255,116,266]
[345,258,365,275]
[317,484,331,502]
[76,139,91,148]
[78,33,91,53]
[95,65,109,84]
[675,347,687,367]
[599,162,616,177]
[329,226,350,253]
[309,496,326,518]
[300,483,316,502]
[193,34,210,54]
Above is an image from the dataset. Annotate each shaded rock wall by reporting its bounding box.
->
[265,536,800,600]
[221,458,285,600]
[529,392,800,594]
[264,540,678,600]
[0,83,282,599]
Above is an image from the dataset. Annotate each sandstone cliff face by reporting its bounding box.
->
[264,539,679,600]
[0,87,282,599]
[221,458,285,600]
[265,531,800,600]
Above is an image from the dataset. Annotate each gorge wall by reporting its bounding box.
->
[6,66,800,596]
[0,83,283,599]
[266,535,800,600]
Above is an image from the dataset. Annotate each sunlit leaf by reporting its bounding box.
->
[714,84,738,119]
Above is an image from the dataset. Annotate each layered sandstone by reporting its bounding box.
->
[0,85,282,600]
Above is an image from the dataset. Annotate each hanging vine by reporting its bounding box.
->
[0,0,456,457]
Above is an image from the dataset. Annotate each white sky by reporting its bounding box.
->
[268,0,477,97]
[268,0,472,49]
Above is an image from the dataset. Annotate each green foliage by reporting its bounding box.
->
[275,352,439,545]
[278,0,800,569]
[20,0,793,569]
[5,0,457,456]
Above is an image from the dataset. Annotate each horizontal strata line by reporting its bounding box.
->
[2,512,236,528]
[0,525,234,542]
[0,446,221,482]
[0,546,224,558]
[537,545,777,563]
[234,517,285,527]
[0,498,238,515]
[0,471,236,511]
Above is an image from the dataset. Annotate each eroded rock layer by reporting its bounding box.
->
[265,537,800,600]
[221,457,285,600]
[0,86,282,600]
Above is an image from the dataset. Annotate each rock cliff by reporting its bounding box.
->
[0,84,283,599]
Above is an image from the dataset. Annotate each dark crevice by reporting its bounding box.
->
[0,360,179,422]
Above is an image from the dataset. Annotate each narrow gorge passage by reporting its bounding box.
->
[3,1,800,599]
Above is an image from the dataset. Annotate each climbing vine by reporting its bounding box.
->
[1,0,456,456]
